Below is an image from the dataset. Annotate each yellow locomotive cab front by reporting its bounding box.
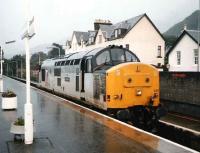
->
[105,62,166,131]
[106,62,159,109]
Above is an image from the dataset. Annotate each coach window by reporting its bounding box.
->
[54,68,61,76]
[70,60,74,65]
[61,61,65,66]
[57,61,61,66]
[125,51,138,62]
[74,59,80,65]
[65,60,70,65]
[96,51,110,65]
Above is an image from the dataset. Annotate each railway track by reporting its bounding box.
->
[9,76,200,152]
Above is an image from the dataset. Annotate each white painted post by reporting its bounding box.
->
[0,47,3,93]
[24,0,33,144]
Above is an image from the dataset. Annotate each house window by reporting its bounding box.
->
[125,44,129,50]
[118,29,121,35]
[115,30,118,38]
[81,40,84,47]
[194,49,199,64]
[89,38,91,44]
[99,35,102,43]
[157,45,161,58]
[177,51,181,65]
[91,37,94,43]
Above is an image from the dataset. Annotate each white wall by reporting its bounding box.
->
[71,34,78,52]
[168,34,199,72]
[123,16,165,65]
[66,16,165,66]
[95,29,106,44]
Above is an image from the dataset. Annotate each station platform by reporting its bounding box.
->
[0,77,198,153]
[161,112,200,134]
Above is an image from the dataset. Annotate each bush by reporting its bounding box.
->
[14,117,24,126]
[2,90,16,97]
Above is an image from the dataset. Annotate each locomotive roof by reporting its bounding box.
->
[67,47,103,60]
[42,46,134,67]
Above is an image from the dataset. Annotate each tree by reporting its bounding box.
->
[30,52,47,70]
[47,43,65,58]
[163,35,177,49]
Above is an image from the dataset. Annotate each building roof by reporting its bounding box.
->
[73,31,89,45]
[114,14,144,30]
[71,13,164,45]
[88,30,97,38]
[98,13,164,41]
[98,14,144,40]
[187,30,199,43]
[166,30,200,57]
[99,24,115,39]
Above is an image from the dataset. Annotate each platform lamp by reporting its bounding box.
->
[22,0,35,145]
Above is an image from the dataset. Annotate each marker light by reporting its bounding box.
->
[136,89,142,96]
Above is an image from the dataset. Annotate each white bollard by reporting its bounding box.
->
[24,103,33,144]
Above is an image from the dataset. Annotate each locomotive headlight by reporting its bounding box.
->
[136,89,142,96]
[113,95,120,100]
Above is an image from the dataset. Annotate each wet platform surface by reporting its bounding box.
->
[0,77,197,153]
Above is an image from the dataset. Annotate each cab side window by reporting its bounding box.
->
[96,51,110,65]
[125,51,138,62]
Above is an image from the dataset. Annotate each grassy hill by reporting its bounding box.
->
[164,10,200,37]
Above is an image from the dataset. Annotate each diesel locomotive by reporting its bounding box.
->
[39,45,165,130]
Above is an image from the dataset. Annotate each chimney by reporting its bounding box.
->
[183,24,187,31]
[94,19,112,31]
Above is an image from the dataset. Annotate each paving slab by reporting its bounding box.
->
[7,138,54,153]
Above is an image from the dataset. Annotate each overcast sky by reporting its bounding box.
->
[0,0,198,58]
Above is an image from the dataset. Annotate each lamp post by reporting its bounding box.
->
[23,0,35,145]
[47,46,61,57]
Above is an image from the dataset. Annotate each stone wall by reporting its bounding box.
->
[160,72,200,118]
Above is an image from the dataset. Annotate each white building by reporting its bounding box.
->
[167,30,200,72]
[66,14,165,68]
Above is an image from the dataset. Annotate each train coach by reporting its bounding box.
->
[39,45,165,131]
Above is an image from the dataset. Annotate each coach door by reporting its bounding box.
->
[85,57,94,102]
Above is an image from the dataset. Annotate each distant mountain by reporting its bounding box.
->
[164,10,200,37]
